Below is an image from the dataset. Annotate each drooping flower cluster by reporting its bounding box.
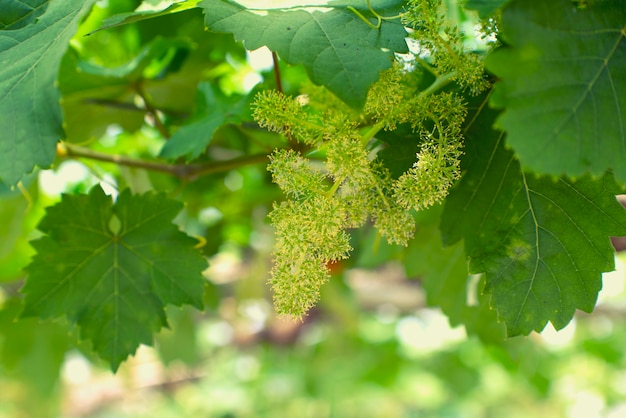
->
[269,196,351,316]
[254,0,487,318]
[394,92,466,211]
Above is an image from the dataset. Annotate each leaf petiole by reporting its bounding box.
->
[348,0,402,30]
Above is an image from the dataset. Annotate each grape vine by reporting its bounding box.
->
[1,0,624,376]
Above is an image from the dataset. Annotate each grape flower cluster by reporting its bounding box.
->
[253,0,488,317]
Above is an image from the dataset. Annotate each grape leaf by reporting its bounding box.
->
[375,124,421,179]
[22,186,206,371]
[485,0,626,182]
[0,0,94,185]
[160,82,249,160]
[440,95,626,336]
[200,0,408,107]
[0,0,48,30]
[404,207,505,343]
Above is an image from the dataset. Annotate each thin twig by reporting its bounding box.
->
[58,143,268,180]
[134,83,171,139]
[83,98,190,118]
[272,51,283,93]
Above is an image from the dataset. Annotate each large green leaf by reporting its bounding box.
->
[200,0,408,107]
[440,95,626,336]
[21,186,206,371]
[486,0,626,181]
[0,0,94,185]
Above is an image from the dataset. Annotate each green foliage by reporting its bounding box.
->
[404,207,506,342]
[441,97,626,335]
[0,0,625,402]
[1,0,48,30]
[0,298,70,394]
[22,186,206,371]
[201,0,409,107]
[0,181,38,281]
[160,82,251,160]
[0,298,71,416]
[89,0,201,34]
[464,0,509,17]
[486,0,626,180]
[0,0,94,185]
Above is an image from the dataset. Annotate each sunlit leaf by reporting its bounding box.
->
[160,82,250,160]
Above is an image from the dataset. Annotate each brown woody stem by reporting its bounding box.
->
[58,143,268,180]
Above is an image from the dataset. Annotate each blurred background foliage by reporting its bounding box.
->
[1,0,626,417]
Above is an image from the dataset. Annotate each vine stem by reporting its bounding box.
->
[360,121,386,146]
[57,143,268,180]
[134,83,170,139]
[325,176,345,198]
[17,181,33,212]
[414,56,439,77]
[418,71,457,98]
[272,51,283,93]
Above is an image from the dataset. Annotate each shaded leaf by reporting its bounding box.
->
[155,306,201,366]
[0,0,94,185]
[463,0,509,18]
[0,298,70,396]
[375,124,420,179]
[485,0,626,181]
[441,95,626,336]
[201,0,408,107]
[59,11,245,143]
[160,82,250,160]
[22,186,206,371]
[404,207,505,343]
[0,0,48,30]
[0,178,39,281]
[59,37,193,143]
